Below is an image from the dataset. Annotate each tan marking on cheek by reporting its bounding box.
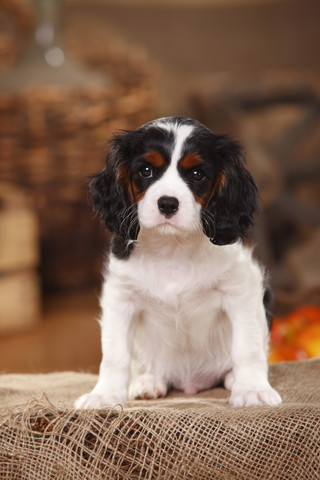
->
[130,178,147,202]
[118,162,129,184]
[131,180,138,201]
[144,150,165,168]
[118,163,140,203]
[194,191,210,207]
[194,171,226,207]
[180,152,202,169]
[119,162,149,203]
[216,171,226,192]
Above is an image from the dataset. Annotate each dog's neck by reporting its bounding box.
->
[135,226,210,259]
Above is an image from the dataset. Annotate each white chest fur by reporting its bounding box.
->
[104,233,252,390]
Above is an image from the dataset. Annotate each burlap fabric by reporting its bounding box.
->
[0,359,319,479]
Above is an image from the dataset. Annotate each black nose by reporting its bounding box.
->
[157,196,179,218]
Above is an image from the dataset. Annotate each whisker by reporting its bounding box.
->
[127,215,139,241]
[201,208,216,241]
[119,204,139,241]
[119,204,136,229]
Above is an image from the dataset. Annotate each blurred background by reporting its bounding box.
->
[0,0,319,374]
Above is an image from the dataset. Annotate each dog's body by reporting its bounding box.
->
[75,117,281,409]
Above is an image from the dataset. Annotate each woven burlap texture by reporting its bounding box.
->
[0,359,319,480]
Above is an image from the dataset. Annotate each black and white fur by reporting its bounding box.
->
[75,117,281,409]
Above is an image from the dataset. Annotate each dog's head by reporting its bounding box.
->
[90,117,259,254]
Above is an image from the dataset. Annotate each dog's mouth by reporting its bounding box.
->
[146,219,186,237]
[156,221,181,232]
[153,218,198,237]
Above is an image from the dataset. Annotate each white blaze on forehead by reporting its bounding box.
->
[147,123,195,197]
[153,119,194,169]
[171,124,194,167]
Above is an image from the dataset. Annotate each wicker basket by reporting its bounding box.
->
[0,47,157,291]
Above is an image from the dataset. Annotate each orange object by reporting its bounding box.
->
[269,306,320,363]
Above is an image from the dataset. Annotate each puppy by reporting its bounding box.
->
[75,116,282,409]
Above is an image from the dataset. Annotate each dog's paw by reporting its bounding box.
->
[129,374,168,400]
[229,385,282,408]
[74,392,125,410]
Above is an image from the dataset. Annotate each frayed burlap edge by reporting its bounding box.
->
[0,359,319,480]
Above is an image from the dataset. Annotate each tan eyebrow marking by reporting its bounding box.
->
[180,152,202,169]
[144,150,165,168]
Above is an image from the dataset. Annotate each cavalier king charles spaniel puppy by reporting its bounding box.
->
[75,116,282,409]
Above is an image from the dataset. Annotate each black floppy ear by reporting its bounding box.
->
[203,137,259,245]
[89,137,139,241]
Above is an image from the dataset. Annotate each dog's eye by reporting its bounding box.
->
[191,169,205,182]
[139,166,153,178]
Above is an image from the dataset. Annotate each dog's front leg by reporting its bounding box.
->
[75,281,133,410]
[227,300,282,408]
